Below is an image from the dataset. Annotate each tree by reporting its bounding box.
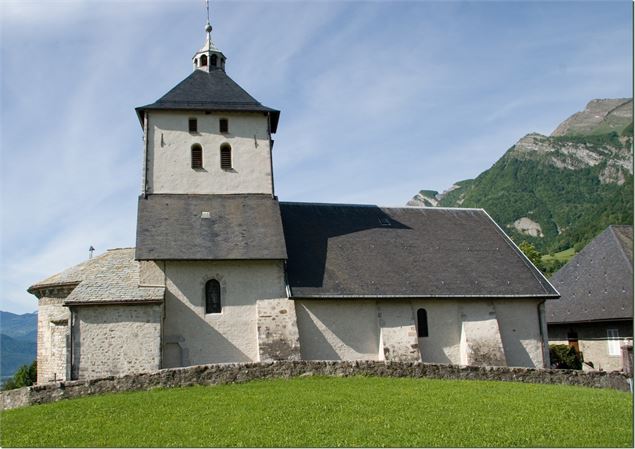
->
[2,360,37,390]
[518,241,543,271]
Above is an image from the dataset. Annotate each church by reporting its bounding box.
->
[28,17,559,384]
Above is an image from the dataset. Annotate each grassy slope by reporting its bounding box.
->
[542,247,576,263]
[1,377,632,447]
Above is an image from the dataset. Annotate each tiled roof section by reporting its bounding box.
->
[547,226,634,324]
[136,70,280,133]
[28,248,164,305]
[135,194,287,260]
[279,203,559,298]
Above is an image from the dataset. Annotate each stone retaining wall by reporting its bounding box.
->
[2,360,631,411]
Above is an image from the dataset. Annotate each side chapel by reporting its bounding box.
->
[28,16,559,383]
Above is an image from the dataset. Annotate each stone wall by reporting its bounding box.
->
[2,361,631,411]
[71,304,162,379]
[37,296,71,384]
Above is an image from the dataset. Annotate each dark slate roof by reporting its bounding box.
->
[279,203,559,298]
[547,225,634,324]
[136,69,280,132]
[135,194,287,260]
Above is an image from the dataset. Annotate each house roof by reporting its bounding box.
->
[136,69,280,133]
[135,194,287,260]
[279,203,559,298]
[28,248,164,305]
[546,225,634,324]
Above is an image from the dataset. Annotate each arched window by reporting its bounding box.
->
[205,279,221,314]
[220,143,232,170]
[191,144,203,169]
[211,54,217,67]
[200,54,208,66]
[416,308,428,338]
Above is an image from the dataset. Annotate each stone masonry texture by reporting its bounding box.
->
[1,361,631,410]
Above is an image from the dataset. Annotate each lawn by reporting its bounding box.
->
[542,247,576,263]
[1,376,632,447]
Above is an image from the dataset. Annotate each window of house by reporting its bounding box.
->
[607,329,621,356]
[567,330,580,353]
[189,118,198,133]
[219,118,229,133]
[200,54,208,66]
[416,308,428,338]
[191,144,203,169]
[220,144,232,170]
[205,279,221,314]
[211,54,217,67]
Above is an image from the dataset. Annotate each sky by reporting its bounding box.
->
[1,0,632,314]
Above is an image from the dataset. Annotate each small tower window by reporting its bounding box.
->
[211,54,217,67]
[219,118,229,133]
[205,279,221,314]
[220,144,232,170]
[188,118,197,133]
[200,54,208,66]
[191,144,203,169]
[417,308,429,338]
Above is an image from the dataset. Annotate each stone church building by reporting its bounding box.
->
[28,20,559,384]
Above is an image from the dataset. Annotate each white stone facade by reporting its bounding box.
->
[160,260,286,367]
[146,111,273,195]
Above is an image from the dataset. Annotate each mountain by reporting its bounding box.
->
[1,311,38,380]
[409,98,633,255]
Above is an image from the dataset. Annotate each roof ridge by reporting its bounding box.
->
[607,226,634,272]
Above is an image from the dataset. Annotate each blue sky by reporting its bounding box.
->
[1,0,632,314]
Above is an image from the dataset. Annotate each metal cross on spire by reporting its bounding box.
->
[204,0,213,41]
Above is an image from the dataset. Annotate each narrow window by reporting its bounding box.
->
[191,144,203,169]
[200,54,208,66]
[607,329,620,356]
[220,143,232,170]
[219,118,229,133]
[188,118,197,133]
[205,279,221,314]
[417,308,428,338]
[211,54,217,67]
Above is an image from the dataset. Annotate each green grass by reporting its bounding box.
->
[1,377,632,447]
[542,247,576,263]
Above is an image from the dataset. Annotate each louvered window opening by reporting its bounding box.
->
[205,279,221,314]
[191,144,203,169]
[220,146,232,170]
[189,118,197,133]
[219,118,229,133]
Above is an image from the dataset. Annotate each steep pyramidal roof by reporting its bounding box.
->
[547,225,633,324]
[279,203,559,298]
[136,69,279,132]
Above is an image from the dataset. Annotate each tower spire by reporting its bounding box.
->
[193,0,226,72]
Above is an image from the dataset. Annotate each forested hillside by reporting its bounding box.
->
[409,98,633,260]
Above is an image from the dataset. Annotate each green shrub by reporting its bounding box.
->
[2,360,37,390]
[550,344,583,370]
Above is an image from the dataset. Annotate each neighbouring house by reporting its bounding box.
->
[547,225,633,372]
[28,17,559,384]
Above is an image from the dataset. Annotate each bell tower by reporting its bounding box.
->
[192,19,226,72]
[134,3,280,197]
